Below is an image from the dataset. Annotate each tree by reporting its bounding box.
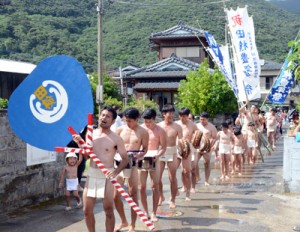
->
[287,35,300,113]
[127,98,159,113]
[287,35,300,80]
[104,96,122,109]
[89,72,122,115]
[175,59,237,117]
[0,98,8,109]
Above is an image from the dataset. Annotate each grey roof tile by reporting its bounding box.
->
[125,54,199,79]
[261,60,282,70]
[133,81,180,90]
[130,71,190,78]
[150,22,205,39]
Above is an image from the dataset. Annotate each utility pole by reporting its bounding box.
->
[96,0,104,105]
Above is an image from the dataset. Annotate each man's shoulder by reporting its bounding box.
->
[116,124,126,132]
[137,124,148,133]
[208,122,218,133]
[173,121,182,129]
[189,120,197,128]
[153,123,162,130]
[208,122,216,127]
[157,121,164,126]
[196,122,202,129]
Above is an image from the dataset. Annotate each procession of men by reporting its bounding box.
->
[72,101,282,232]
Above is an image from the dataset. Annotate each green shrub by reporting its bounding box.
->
[127,98,159,112]
[0,98,8,109]
[104,97,122,109]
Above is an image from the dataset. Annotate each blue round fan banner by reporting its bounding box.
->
[8,55,94,151]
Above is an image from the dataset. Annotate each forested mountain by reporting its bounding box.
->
[267,0,300,14]
[0,0,299,73]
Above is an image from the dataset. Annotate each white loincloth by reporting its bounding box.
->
[144,150,157,158]
[247,139,257,148]
[159,146,176,162]
[86,167,112,198]
[66,178,79,191]
[233,146,244,154]
[267,124,276,132]
[219,143,231,154]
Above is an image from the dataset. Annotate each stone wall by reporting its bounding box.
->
[0,110,65,213]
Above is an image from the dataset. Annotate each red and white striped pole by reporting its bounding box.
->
[55,147,85,154]
[56,114,155,231]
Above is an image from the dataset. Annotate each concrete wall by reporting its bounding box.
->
[0,110,64,213]
[283,136,300,192]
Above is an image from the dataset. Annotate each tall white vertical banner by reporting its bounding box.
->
[226,7,261,101]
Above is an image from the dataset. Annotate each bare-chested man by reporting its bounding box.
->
[239,102,262,134]
[72,106,129,232]
[196,112,217,186]
[140,109,167,222]
[265,108,280,149]
[176,107,198,200]
[114,107,149,232]
[239,102,262,157]
[158,104,183,209]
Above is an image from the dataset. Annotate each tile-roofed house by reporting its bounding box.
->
[123,54,202,109]
[260,60,282,71]
[150,22,206,40]
[133,81,180,91]
[126,53,200,78]
[149,22,211,65]
[117,23,214,109]
[259,59,281,103]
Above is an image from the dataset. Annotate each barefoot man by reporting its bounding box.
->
[176,107,198,200]
[265,108,280,149]
[114,107,149,232]
[158,104,183,209]
[72,106,129,232]
[140,108,167,222]
[239,102,262,134]
[196,112,217,186]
